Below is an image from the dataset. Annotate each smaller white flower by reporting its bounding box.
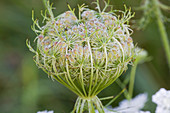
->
[113,93,148,113]
[152,88,170,113]
[95,93,149,113]
[37,110,54,113]
[139,111,150,113]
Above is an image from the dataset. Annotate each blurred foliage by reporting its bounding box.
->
[0,0,169,113]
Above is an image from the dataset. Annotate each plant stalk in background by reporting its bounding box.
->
[116,48,149,100]
[137,0,170,69]
[128,48,149,99]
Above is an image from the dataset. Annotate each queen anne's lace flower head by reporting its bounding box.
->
[27,0,137,112]
[27,1,136,97]
[152,88,170,113]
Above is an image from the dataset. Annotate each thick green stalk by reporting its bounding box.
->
[128,59,138,99]
[116,78,130,100]
[88,100,95,113]
[152,0,170,68]
[156,15,170,68]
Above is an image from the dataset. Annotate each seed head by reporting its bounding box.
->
[27,1,136,97]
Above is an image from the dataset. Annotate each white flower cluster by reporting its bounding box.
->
[152,88,170,113]
[95,93,150,113]
[95,88,170,113]
[37,110,53,113]
[113,93,149,113]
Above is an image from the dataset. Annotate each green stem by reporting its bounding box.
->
[80,99,85,113]
[96,0,101,13]
[87,39,94,97]
[80,65,87,96]
[95,96,105,113]
[76,98,81,113]
[42,0,47,8]
[51,59,81,96]
[100,96,114,101]
[91,68,99,95]
[65,47,84,97]
[95,66,124,95]
[116,78,130,100]
[105,88,125,107]
[156,15,170,68]
[152,0,170,69]
[88,100,95,113]
[42,0,54,19]
[72,96,104,113]
[128,59,138,99]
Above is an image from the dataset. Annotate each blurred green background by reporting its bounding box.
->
[0,0,169,113]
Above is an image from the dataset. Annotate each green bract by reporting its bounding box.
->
[27,1,136,112]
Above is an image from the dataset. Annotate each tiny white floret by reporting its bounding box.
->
[152,88,170,113]
[37,110,54,113]
[95,93,149,113]
[113,93,148,113]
